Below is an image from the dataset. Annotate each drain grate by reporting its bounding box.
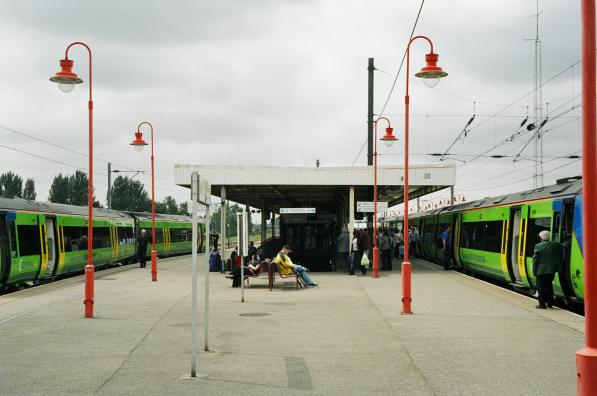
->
[238,312,271,317]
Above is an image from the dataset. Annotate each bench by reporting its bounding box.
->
[268,262,305,291]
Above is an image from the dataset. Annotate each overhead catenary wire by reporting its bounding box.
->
[435,58,582,161]
[352,0,425,167]
[458,157,581,192]
[0,122,188,194]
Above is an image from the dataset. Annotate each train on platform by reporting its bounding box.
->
[384,177,585,305]
[0,197,206,289]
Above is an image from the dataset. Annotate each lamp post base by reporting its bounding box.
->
[151,250,158,282]
[373,247,380,278]
[401,261,413,315]
[577,346,597,395]
[84,264,94,318]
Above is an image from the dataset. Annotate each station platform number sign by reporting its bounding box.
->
[357,201,388,213]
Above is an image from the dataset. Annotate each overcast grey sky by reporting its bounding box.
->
[0,0,582,210]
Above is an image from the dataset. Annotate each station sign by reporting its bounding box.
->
[280,207,316,214]
[357,201,388,213]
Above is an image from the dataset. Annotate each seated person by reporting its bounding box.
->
[229,256,268,288]
[247,255,261,273]
[273,245,317,287]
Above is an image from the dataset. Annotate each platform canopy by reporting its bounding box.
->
[174,164,455,211]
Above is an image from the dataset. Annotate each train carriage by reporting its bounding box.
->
[384,177,584,304]
[0,197,204,288]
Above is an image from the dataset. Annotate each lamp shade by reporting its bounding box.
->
[130,131,148,151]
[49,59,83,88]
[415,53,448,85]
[380,127,398,147]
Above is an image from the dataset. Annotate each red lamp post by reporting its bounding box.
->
[130,122,158,282]
[372,117,398,278]
[577,0,597,393]
[49,42,95,318]
[401,36,448,315]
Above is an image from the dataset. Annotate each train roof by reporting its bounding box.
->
[0,197,131,219]
[127,211,192,222]
[383,177,582,221]
[0,197,192,222]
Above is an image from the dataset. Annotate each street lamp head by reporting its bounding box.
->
[380,127,398,147]
[415,52,448,88]
[49,59,83,93]
[130,131,148,152]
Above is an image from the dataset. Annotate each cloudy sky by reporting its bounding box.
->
[0,0,582,211]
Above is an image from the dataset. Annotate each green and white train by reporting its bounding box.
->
[0,197,205,288]
[384,177,585,304]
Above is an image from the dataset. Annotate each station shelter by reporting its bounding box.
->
[175,164,455,271]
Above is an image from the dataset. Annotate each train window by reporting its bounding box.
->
[460,221,503,253]
[170,228,191,243]
[93,227,111,249]
[63,226,87,252]
[117,227,135,245]
[17,225,41,257]
[155,228,164,244]
[422,222,434,244]
[525,217,551,257]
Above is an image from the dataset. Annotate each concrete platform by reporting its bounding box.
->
[0,256,584,395]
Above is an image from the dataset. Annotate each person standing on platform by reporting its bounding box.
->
[441,226,452,270]
[361,229,370,275]
[137,229,150,268]
[532,230,562,309]
[349,229,362,275]
[411,227,420,258]
[336,228,350,272]
[380,230,392,271]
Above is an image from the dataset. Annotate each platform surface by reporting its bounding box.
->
[0,256,584,395]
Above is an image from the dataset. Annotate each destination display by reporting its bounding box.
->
[280,207,316,214]
[357,201,388,213]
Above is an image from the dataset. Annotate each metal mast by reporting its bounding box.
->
[532,0,544,187]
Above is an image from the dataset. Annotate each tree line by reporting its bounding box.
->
[0,171,188,215]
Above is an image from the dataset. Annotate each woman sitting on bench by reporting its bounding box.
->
[230,255,267,287]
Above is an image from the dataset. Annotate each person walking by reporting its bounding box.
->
[137,229,150,268]
[532,230,562,309]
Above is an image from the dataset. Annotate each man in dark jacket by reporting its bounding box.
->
[532,230,562,309]
[137,229,150,268]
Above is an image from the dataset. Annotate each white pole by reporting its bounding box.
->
[220,186,226,273]
[190,172,198,377]
[238,211,244,302]
[242,210,248,302]
[204,203,210,351]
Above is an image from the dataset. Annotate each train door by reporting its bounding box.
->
[0,214,9,284]
[44,218,57,277]
[453,213,463,269]
[508,207,523,284]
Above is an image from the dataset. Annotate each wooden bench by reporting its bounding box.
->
[269,262,304,291]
